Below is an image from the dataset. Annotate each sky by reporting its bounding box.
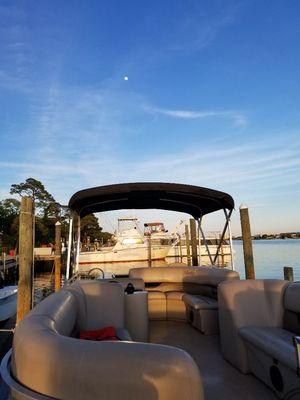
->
[0,0,300,235]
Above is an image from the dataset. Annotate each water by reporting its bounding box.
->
[33,239,300,301]
[233,239,300,281]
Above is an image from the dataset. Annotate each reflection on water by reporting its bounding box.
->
[33,240,300,303]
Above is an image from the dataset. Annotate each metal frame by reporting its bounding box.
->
[66,217,73,280]
[196,209,234,269]
[75,216,81,273]
[66,203,235,276]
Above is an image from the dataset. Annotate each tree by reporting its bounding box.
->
[81,214,102,243]
[80,214,112,244]
[10,178,55,215]
[0,198,20,251]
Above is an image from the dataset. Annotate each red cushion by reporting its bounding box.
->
[79,326,119,341]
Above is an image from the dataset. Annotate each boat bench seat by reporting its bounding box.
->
[183,294,219,335]
[239,326,297,370]
[218,279,300,399]
[10,280,204,400]
[129,266,239,334]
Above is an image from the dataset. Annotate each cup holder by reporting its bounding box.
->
[269,364,284,392]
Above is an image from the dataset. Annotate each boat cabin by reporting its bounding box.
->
[1,182,300,400]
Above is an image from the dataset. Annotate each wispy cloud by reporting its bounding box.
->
[167,2,240,53]
[144,105,247,127]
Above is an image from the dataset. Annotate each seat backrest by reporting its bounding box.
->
[218,279,288,373]
[100,277,145,291]
[283,282,300,334]
[129,266,239,287]
[29,289,77,336]
[66,280,125,331]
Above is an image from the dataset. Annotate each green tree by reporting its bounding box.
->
[81,214,112,244]
[0,198,20,251]
[10,178,55,216]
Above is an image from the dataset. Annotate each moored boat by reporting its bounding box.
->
[79,218,171,264]
[0,285,18,322]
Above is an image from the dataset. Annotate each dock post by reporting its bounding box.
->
[147,234,152,267]
[190,219,198,266]
[185,224,191,266]
[17,196,34,323]
[239,205,255,279]
[179,237,183,262]
[54,221,62,291]
[283,266,294,282]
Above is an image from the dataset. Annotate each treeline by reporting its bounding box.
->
[233,232,300,240]
[0,178,111,252]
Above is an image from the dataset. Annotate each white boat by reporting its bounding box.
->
[145,222,234,263]
[0,285,18,321]
[79,218,171,264]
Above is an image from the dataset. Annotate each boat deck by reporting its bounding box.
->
[149,320,277,400]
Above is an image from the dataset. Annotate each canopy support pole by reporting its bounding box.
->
[198,223,214,265]
[75,216,81,273]
[66,217,73,280]
[197,218,202,266]
[225,209,235,270]
[212,209,233,265]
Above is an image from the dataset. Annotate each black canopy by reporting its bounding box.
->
[68,182,234,219]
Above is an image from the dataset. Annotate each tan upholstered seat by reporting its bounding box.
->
[219,279,300,399]
[183,294,219,334]
[130,266,239,328]
[11,281,204,400]
[239,326,297,371]
[147,291,167,319]
[166,292,186,320]
[183,294,218,309]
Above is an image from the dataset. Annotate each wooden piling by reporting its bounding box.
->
[239,205,255,279]
[185,224,191,266]
[189,219,198,266]
[179,238,183,262]
[283,266,294,282]
[17,197,33,323]
[147,234,152,268]
[54,221,62,292]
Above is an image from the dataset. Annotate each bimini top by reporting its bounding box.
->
[68,182,234,219]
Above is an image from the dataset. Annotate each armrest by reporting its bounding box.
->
[12,326,204,400]
[294,336,300,376]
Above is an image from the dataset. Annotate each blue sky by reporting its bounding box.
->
[0,0,300,235]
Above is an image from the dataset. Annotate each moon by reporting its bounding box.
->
[124,76,129,81]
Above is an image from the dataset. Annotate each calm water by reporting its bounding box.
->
[34,239,300,300]
[233,239,300,281]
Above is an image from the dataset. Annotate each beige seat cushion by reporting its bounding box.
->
[166,291,184,301]
[284,282,300,313]
[101,278,145,291]
[183,294,218,310]
[129,266,239,286]
[239,326,297,371]
[166,292,186,321]
[148,291,166,320]
[66,281,124,331]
